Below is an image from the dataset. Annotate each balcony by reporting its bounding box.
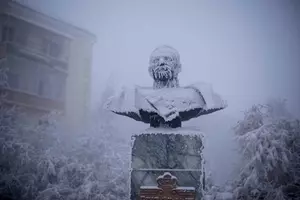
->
[2,88,65,112]
[0,41,68,73]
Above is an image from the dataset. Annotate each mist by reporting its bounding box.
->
[23,0,300,186]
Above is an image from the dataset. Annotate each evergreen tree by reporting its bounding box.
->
[233,99,300,200]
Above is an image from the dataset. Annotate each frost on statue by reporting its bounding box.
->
[105,45,226,200]
[105,45,227,128]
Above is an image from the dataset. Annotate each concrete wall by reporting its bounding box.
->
[64,37,94,130]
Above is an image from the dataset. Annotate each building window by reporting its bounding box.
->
[37,80,45,96]
[54,85,64,101]
[42,38,62,58]
[49,41,61,58]
[48,73,66,101]
[42,38,50,54]
[7,73,20,89]
[1,26,15,42]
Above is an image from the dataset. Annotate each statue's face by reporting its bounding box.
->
[149,46,181,82]
[150,53,176,81]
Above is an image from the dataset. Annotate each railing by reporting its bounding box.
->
[139,172,196,200]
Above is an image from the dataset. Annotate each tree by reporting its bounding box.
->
[233,99,300,200]
[0,71,130,200]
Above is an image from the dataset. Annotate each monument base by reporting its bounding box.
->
[130,128,204,200]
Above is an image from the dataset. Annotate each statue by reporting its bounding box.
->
[105,45,227,128]
[105,45,227,200]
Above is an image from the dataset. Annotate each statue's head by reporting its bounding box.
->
[149,45,181,88]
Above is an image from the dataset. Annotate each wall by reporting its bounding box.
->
[1,1,96,130]
[64,37,93,130]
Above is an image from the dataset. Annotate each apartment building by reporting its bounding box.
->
[0,0,96,128]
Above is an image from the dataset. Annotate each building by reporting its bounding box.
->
[0,0,96,129]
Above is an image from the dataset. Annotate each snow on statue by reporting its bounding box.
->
[105,45,227,200]
[106,45,227,128]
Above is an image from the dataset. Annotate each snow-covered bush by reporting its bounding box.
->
[0,72,130,200]
[203,171,234,200]
[233,99,300,200]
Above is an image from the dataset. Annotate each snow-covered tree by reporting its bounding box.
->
[203,170,234,200]
[233,99,300,200]
[0,73,130,200]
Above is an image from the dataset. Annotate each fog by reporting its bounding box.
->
[24,0,300,185]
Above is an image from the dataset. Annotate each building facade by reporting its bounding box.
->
[0,0,96,128]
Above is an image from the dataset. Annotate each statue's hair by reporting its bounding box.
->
[150,45,181,64]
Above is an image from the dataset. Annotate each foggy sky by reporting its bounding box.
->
[26,0,300,118]
[24,0,300,184]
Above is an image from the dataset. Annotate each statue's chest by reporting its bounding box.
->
[135,88,205,113]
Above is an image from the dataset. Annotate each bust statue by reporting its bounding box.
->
[105,45,227,128]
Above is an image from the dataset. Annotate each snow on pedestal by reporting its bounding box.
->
[130,128,204,200]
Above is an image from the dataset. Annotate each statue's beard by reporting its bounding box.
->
[152,65,173,81]
[150,63,179,89]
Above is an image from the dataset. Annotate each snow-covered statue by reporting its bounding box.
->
[106,45,227,128]
[105,45,227,200]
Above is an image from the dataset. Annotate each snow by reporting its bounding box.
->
[134,168,202,172]
[140,185,195,191]
[140,172,196,191]
[215,192,233,200]
[156,172,177,181]
[105,86,139,114]
[185,82,227,111]
[150,45,180,64]
[105,82,226,122]
[204,192,233,200]
[140,186,159,189]
[177,186,195,191]
[135,126,204,136]
[106,86,205,116]
[129,135,135,198]
[136,86,205,112]
[0,96,131,200]
[199,145,205,195]
[232,100,300,199]
[149,45,181,90]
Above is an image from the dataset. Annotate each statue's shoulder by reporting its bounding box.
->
[184,81,227,110]
[105,85,139,113]
[184,81,213,90]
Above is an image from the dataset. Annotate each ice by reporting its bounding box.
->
[156,172,178,181]
[136,126,204,136]
[136,86,205,112]
[105,82,227,121]
[105,86,139,113]
[140,186,159,189]
[177,186,195,191]
[186,82,227,111]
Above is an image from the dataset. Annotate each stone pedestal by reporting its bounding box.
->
[130,128,204,200]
